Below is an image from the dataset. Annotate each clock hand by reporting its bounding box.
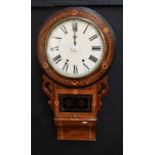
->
[72,22,77,46]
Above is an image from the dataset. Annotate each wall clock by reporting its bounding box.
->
[38,7,115,141]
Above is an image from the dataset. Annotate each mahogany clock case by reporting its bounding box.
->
[32,1,123,155]
[38,7,115,141]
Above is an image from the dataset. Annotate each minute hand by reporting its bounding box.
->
[72,22,78,46]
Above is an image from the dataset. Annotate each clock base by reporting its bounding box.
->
[56,124,96,141]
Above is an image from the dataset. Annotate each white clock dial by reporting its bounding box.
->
[46,18,105,78]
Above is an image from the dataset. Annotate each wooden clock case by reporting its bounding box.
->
[38,7,115,141]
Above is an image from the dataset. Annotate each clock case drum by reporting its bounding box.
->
[38,7,115,141]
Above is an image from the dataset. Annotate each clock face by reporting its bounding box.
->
[46,18,105,78]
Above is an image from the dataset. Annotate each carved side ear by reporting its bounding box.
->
[42,75,53,98]
[98,76,109,99]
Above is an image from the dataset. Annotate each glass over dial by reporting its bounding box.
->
[46,18,105,78]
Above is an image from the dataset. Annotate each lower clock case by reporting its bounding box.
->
[42,74,109,141]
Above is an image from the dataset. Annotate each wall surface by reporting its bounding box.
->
[31,1,123,155]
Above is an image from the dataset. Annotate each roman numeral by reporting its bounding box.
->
[82,59,89,70]
[89,34,98,41]
[50,46,59,51]
[72,22,78,32]
[92,46,101,51]
[53,37,62,40]
[89,55,98,63]
[62,60,69,71]
[73,65,78,74]
[83,23,89,34]
[53,54,62,64]
[60,25,68,34]
[83,63,89,70]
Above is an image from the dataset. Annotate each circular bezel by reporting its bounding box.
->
[38,7,115,87]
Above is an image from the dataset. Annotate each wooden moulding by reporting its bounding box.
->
[38,7,115,88]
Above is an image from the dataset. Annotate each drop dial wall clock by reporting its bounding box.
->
[38,7,115,141]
